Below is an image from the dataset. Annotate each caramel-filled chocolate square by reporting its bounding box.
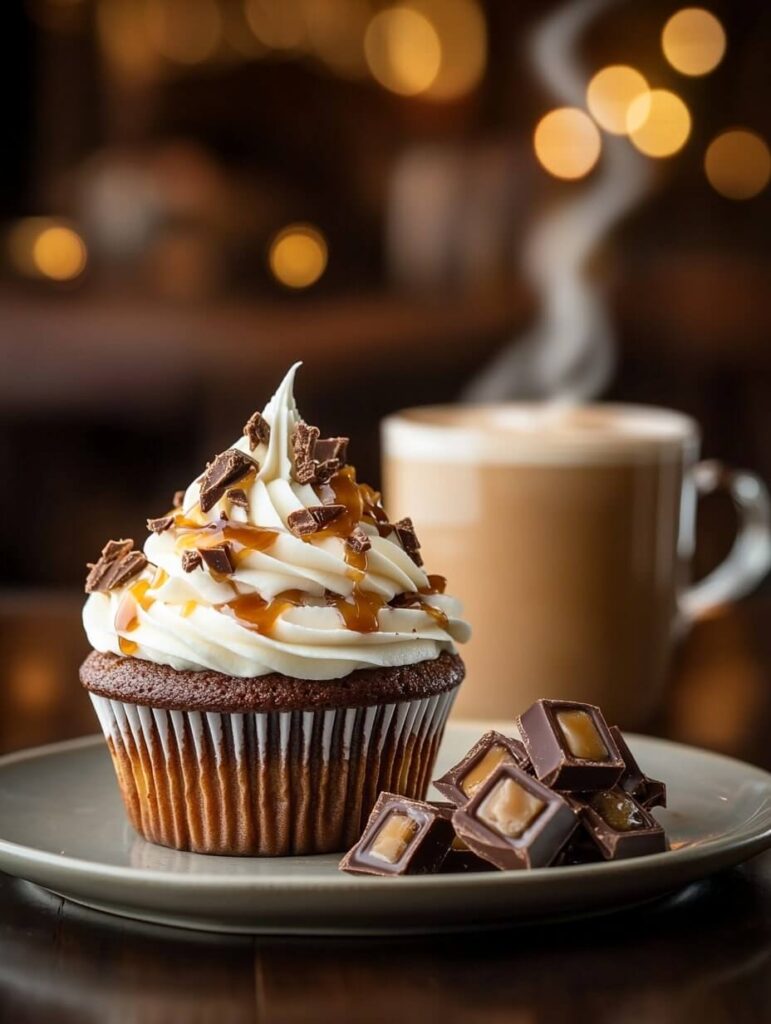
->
[433,730,531,806]
[610,726,667,809]
[573,788,668,860]
[518,699,624,791]
[339,793,455,877]
[453,763,578,870]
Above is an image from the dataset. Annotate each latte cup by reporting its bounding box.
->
[382,405,771,728]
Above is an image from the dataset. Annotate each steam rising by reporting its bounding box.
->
[465,0,651,403]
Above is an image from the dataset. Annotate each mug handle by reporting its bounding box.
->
[679,460,771,622]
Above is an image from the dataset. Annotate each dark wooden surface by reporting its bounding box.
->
[1,592,770,1024]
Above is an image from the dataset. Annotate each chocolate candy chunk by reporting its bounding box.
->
[200,543,234,576]
[346,525,371,554]
[172,490,185,509]
[199,449,258,513]
[433,730,531,805]
[340,793,455,877]
[573,788,668,860]
[243,410,270,449]
[609,725,666,808]
[390,517,423,567]
[181,550,203,573]
[147,515,174,535]
[287,504,346,537]
[453,763,578,870]
[291,421,349,485]
[85,539,148,594]
[227,488,249,509]
[518,699,624,792]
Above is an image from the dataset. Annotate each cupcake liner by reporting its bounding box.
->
[90,688,456,856]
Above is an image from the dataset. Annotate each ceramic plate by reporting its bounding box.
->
[0,723,769,935]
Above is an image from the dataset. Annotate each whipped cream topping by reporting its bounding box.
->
[83,364,470,679]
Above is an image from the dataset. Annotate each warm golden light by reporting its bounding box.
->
[662,8,726,77]
[33,225,88,281]
[705,130,771,200]
[628,89,691,158]
[306,0,370,78]
[586,65,650,135]
[268,224,328,289]
[245,0,307,52]
[413,0,487,101]
[145,0,222,65]
[533,108,602,180]
[7,218,87,281]
[364,7,442,97]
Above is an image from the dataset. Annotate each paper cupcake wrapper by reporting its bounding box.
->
[90,689,456,856]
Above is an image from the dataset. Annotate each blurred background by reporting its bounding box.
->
[0,0,769,757]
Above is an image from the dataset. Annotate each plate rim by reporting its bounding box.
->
[1,730,770,891]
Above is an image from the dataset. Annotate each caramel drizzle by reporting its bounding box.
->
[116,466,449,642]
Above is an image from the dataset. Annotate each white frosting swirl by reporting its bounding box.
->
[83,364,469,679]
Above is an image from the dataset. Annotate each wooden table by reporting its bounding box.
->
[1,591,770,1022]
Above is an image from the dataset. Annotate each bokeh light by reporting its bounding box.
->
[245,0,307,52]
[145,0,222,65]
[306,0,370,78]
[705,130,771,200]
[627,89,691,158]
[268,224,328,289]
[7,218,88,281]
[533,108,602,181]
[413,0,487,101]
[662,8,726,77]
[586,66,650,136]
[364,7,442,97]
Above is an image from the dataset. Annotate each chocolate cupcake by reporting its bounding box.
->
[80,364,469,856]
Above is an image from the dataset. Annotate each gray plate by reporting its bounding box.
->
[0,723,770,935]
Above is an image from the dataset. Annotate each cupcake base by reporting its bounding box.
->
[83,651,463,856]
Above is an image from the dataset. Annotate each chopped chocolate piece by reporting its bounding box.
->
[518,699,624,792]
[199,449,258,513]
[243,410,270,449]
[390,517,423,567]
[345,525,371,554]
[453,763,578,870]
[554,831,605,866]
[287,504,346,537]
[440,835,498,873]
[608,726,667,809]
[389,592,421,608]
[572,788,668,860]
[639,777,667,810]
[199,543,234,576]
[291,421,349,485]
[181,550,203,573]
[227,488,249,509]
[147,515,174,535]
[172,490,185,509]
[340,793,455,877]
[85,539,147,594]
[434,730,532,805]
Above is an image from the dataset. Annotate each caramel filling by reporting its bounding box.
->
[461,745,510,797]
[478,778,545,838]
[557,710,608,761]
[590,791,646,832]
[369,812,419,864]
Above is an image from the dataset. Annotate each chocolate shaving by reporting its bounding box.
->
[390,517,423,566]
[147,515,174,534]
[291,421,349,485]
[85,539,147,594]
[287,504,346,537]
[346,525,371,554]
[227,488,249,509]
[181,550,203,573]
[172,490,185,509]
[389,591,422,609]
[243,411,271,449]
[199,449,258,513]
[200,543,234,576]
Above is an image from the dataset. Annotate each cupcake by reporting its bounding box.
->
[80,364,469,855]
